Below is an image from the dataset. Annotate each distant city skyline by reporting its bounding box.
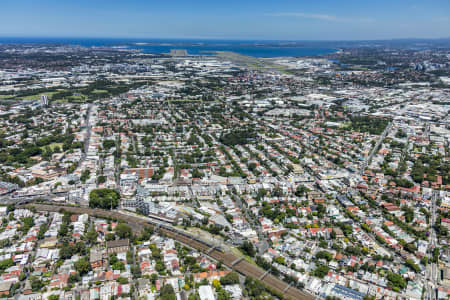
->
[1,0,449,40]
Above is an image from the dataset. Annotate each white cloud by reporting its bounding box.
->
[267,12,374,23]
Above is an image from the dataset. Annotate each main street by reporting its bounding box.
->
[0,104,94,206]
[232,193,269,254]
[426,190,440,300]
[81,103,93,163]
[359,121,393,176]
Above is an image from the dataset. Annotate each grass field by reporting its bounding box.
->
[168,99,203,103]
[40,142,64,151]
[340,121,352,129]
[67,95,87,102]
[19,91,60,100]
[92,89,109,94]
[0,89,88,102]
[231,247,258,266]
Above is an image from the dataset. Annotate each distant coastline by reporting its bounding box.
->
[0,37,338,58]
[1,37,447,57]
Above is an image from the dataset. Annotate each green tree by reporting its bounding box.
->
[80,170,91,183]
[97,176,107,184]
[192,168,204,178]
[109,254,118,265]
[405,259,420,273]
[74,258,91,275]
[48,294,59,300]
[19,272,26,281]
[387,272,406,290]
[160,284,176,300]
[19,217,34,233]
[217,288,231,300]
[295,185,308,197]
[89,189,120,209]
[0,258,14,272]
[59,244,75,259]
[37,223,49,240]
[105,233,116,241]
[313,265,329,278]
[240,241,255,257]
[69,273,81,284]
[115,223,132,239]
[85,229,98,244]
[188,293,200,300]
[316,251,333,261]
[103,140,116,151]
[31,277,44,292]
[274,256,286,265]
[112,262,125,271]
[220,272,240,285]
[116,277,129,284]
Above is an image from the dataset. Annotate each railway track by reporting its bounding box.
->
[24,204,315,300]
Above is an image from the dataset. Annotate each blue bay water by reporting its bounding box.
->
[0,37,338,58]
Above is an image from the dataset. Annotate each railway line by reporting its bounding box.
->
[23,203,315,300]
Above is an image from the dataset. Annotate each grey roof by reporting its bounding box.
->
[90,249,103,262]
[106,239,129,249]
[0,281,12,292]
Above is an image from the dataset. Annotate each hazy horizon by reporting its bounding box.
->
[0,36,449,42]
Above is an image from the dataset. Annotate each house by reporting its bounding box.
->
[224,284,243,299]
[90,248,104,269]
[441,218,450,230]
[23,280,33,294]
[0,281,12,296]
[0,206,8,217]
[193,270,231,282]
[198,285,215,300]
[106,239,130,254]
[333,227,344,239]
[443,267,450,286]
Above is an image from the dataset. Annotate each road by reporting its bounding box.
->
[23,203,314,300]
[232,193,268,255]
[0,104,95,206]
[0,193,68,205]
[426,190,439,300]
[114,135,121,192]
[359,121,393,176]
[334,194,404,265]
[81,103,93,163]
[425,122,430,140]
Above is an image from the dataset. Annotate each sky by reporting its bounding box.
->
[0,0,449,40]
